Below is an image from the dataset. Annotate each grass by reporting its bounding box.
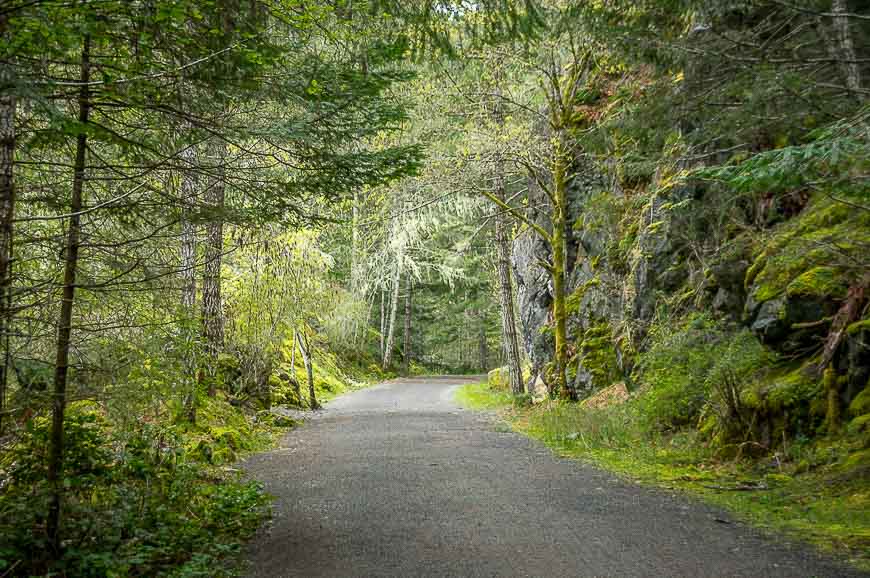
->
[453,381,870,571]
[453,380,515,410]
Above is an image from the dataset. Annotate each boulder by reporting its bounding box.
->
[530,375,549,404]
[580,382,629,410]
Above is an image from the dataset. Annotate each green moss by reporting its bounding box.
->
[741,362,822,418]
[574,321,620,388]
[747,197,870,304]
[566,277,600,316]
[847,319,870,335]
[849,387,870,417]
[848,413,870,434]
[786,267,848,299]
[744,250,767,290]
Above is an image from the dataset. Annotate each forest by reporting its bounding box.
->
[0,0,868,576]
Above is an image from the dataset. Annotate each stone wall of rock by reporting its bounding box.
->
[510,159,870,409]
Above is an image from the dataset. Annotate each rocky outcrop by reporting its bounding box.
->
[512,225,552,387]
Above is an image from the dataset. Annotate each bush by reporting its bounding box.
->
[635,314,725,431]
[0,400,270,577]
[635,314,770,437]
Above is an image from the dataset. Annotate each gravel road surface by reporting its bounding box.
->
[243,376,865,578]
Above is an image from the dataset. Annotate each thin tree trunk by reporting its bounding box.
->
[298,331,319,410]
[478,313,488,372]
[831,0,862,95]
[402,275,412,375]
[202,138,225,396]
[0,46,15,435]
[382,251,402,369]
[552,143,571,400]
[379,289,386,357]
[290,330,301,404]
[47,35,90,554]
[179,133,199,420]
[494,187,524,395]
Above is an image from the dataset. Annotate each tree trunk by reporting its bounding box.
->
[379,289,385,357]
[202,138,225,397]
[831,0,862,95]
[290,331,302,404]
[382,251,402,369]
[179,133,199,420]
[494,188,524,395]
[47,35,90,554]
[402,275,412,375]
[478,313,488,372]
[552,145,571,400]
[0,50,15,435]
[298,331,319,410]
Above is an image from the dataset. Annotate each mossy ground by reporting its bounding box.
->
[453,382,870,571]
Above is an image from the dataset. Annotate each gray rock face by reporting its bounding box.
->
[745,292,833,353]
[512,228,553,382]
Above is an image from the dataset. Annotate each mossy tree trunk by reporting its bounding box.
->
[479,46,589,401]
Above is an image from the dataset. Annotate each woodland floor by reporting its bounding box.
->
[241,377,866,578]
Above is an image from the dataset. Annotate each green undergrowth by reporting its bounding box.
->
[0,395,293,577]
[453,381,515,410]
[453,382,870,571]
[272,345,393,408]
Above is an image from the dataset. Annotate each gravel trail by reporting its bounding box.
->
[243,376,865,578]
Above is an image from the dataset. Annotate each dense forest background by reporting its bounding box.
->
[0,0,868,575]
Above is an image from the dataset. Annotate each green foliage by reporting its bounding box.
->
[488,367,510,390]
[0,399,273,576]
[635,314,726,430]
[695,130,870,200]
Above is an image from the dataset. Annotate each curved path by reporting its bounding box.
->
[243,376,864,578]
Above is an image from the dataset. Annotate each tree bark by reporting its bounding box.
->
[494,187,524,395]
[831,0,863,95]
[0,46,15,435]
[402,274,412,375]
[179,132,199,420]
[47,35,90,554]
[551,143,571,400]
[202,138,225,396]
[382,250,402,369]
[290,331,302,405]
[379,288,385,357]
[298,331,319,409]
[478,313,488,372]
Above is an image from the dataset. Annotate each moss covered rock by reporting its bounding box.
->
[488,366,510,390]
[744,197,870,354]
[850,387,870,418]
